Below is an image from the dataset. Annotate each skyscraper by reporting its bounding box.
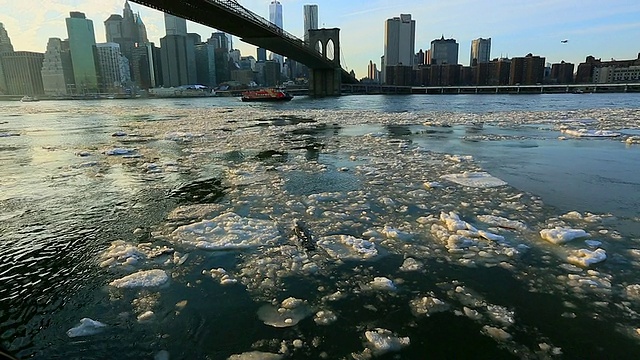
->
[470,38,491,66]
[41,38,75,95]
[303,4,318,43]
[164,13,187,36]
[269,1,284,68]
[0,22,15,54]
[383,14,415,83]
[66,11,99,93]
[430,36,459,65]
[1,51,45,95]
[96,43,124,91]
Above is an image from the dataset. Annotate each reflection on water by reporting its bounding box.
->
[1,95,640,359]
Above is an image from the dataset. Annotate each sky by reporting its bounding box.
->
[1,0,640,78]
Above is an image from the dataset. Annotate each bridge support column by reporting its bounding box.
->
[309,68,341,96]
[308,28,342,97]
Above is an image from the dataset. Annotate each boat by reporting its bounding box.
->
[20,96,39,102]
[241,88,293,102]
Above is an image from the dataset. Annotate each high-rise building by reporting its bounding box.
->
[257,48,267,62]
[160,13,196,87]
[383,14,415,83]
[550,61,575,84]
[1,51,45,95]
[0,22,15,94]
[0,22,15,53]
[105,14,124,43]
[303,4,318,43]
[509,53,545,85]
[96,43,125,91]
[131,42,155,89]
[195,43,216,86]
[207,32,230,50]
[41,38,75,95]
[367,60,379,82]
[470,38,491,66]
[66,11,99,93]
[269,1,284,68]
[416,49,425,66]
[164,13,187,36]
[430,36,459,65]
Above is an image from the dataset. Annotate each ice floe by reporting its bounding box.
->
[482,326,512,341]
[476,215,528,231]
[363,328,410,355]
[257,297,312,328]
[566,248,607,267]
[440,172,507,188]
[399,258,423,271]
[109,269,169,288]
[170,212,280,250]
[104,148,137,156]
[368,277,397,291]
[540,227,590,244]
[561,129,621,137]
[317,235,378,260]
[227,352,283,360]
[410,294,450,316]
[203,267,238,285]
[66,318,107,337]
[313,310,337,325]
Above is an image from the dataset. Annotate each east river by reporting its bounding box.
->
[1,94,639,359]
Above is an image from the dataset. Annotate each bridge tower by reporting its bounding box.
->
[308,28,341,96]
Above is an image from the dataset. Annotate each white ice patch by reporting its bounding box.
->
[257,297,311,328]
[482,326,512,342]
[66,318,107,338]
[440,172,507,188]
[317,235,378,260]
[364,328,410,355]
[561,129,621,137]
[99,240,174,269]
[567,248,607,267]
[164,131,203,142]
[540,228,590,244]
[476,215,528,231]
[368,277,397,291]
[170,212,280,250]
[399,258,423,272]
[410,295,450,316]
[109,269,169,288]
[227,351,283,360]
[203,267,238,285]
[104,148,136,156]
[314,310,337,325]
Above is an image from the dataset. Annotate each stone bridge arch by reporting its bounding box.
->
[307,28,341,96]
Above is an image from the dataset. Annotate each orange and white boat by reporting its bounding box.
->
[241,88,293,102]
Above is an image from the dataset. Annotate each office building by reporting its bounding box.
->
[303,4,318,43]
[416,49,425,66]
[576,54,640,83]
[130,42,156,89]
[470,38,491,65]
[367,60,379,82]
[475,58,511,86]
[269,1,284,67]
[383,14,415,82]
[430,36,459,65]
[195,43,216,86]
[96,43,125,91]
[160,14,196,87]
[0,22,15,94]
[207,32,230,50]
[41,38,75,95]
[509,53,545,85]
[257,48,267,62]
[164,13,187,36]
[1,51,45,95]
[550,61,574,84]
[66,11,99,93]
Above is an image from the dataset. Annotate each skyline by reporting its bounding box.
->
[2,0,640,78]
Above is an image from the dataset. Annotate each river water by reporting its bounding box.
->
[1,94,640,359]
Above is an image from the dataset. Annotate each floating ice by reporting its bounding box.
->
[314,310,337,325]
[171,212,280,250]
[104,148,136,156]
[66,318,107,338]
[445,154,473,162]
[410,295,449,316]
[164,131,203,142]
[99,240,173,269]
[477,215,528,231]
[440,172,507,188]
[257,297,311,328]
[585,240,602,248]
[540,228,590,244]
[204,268,237,285]
[561,129,620,137]
[567,248,607,267]
[482,326,512,341]
[424,181,443,189]
[379,226,413,241]
[112,131,127,137]
[626,136,640,144]
[109,269,169,288]
[369,277,397,291]
[0,132,20,137]
[364,328,410,355]
[625,285,640,301]
[227,352,283,360]
[137,311,155,323]
[399,258,423,272]
[317,235,378,260]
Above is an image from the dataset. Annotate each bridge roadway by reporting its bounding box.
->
[130,0,356,83]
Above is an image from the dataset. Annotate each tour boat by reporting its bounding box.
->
[241,88,293,102]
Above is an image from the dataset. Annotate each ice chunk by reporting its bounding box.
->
[482,326,512,341]
[171,212,279,250]
[314,310,337,325]
[137,311,155,323]
[364,328,410,355]
[380,226,413,241]
[625,285,640,301]
[399,258,423,272]
[369,277,397,291]
[257,298,311,328]
[104,148,136,156]
[109,269,169,288]
[561,129,620,137]
[567,248,607,267]
[204,268,238,285]
[227,352,283,360]
[410,295,449,316]
[476,215,528,231]
[66,318,107,338]
[585,240,602,248]
[540,228,590,244]
[317,235,378,260]
[440,172,507,188]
